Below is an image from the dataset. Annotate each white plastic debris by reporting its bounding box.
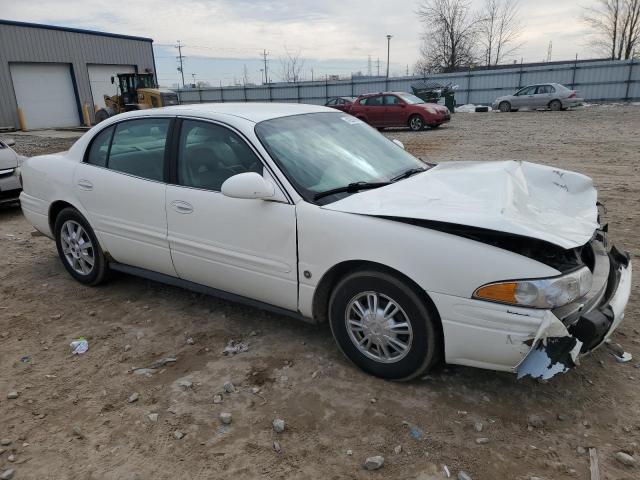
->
[70,337,88,355]
[222,340,249,356]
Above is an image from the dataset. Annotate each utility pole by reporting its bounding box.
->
[176,40,185,88]
[191,73,196,87]
[367,55,372,76]
[260,68,264,84]
[546,41,553,62]
[242,64,249,85]
[311,68,314,81]
[261,49,269,85]
[386,35,392,78]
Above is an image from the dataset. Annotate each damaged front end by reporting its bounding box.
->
[516,234,632,380]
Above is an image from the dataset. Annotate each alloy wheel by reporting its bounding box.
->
[60,220,95,275]
[409,116,423,131]
[345,291,413,363]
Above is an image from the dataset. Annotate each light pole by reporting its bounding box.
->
[386,35,392,78]
[191,73,196,87]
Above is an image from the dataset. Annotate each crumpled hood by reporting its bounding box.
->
[323,160,599,249]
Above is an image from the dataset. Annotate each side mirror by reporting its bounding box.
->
[221,172,275,200]
[3,138,15,147]
[111,76,115,84]
[391,139,405,149]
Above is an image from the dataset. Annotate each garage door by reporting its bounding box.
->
[10,63,80,130]
[88,64,135,109]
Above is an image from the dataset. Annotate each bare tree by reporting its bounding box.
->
[477,0,523,66]
[416,0,478,73]
[279,48,305,82]
[583,0,640,59]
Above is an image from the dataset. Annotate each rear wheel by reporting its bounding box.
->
[329,269,441,381]
[408,115,424,131]
[549,100,562,111]
[54,208,107,285]
[499,101,511,112]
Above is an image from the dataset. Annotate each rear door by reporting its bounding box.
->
[165,119,298,310]
[73,117,176,276]
[533,84,555,108]
[384,95,407,127]
[362,95,385,126]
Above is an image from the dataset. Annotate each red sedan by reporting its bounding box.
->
[348,92,450,131]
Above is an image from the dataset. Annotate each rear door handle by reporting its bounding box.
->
[77,179,93,191]
[170,200,193,214]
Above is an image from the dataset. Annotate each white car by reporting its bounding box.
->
[19,104,631,381]
[0,138,23,206]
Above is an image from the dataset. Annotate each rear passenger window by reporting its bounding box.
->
[86,126,113,167]
[108,118,170,181]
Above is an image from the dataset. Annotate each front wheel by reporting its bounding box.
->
[54,208,108,285]
[329,269,441,381]
[408,115,424,131]
[499,101,511,112]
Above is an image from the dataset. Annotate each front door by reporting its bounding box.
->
[384,94,407,127]
[73,117,176,276]
[511,86,536,108]
[165,119,298,311]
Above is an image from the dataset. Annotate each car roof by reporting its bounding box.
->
[123,102,333,123]
[356,91,409,98]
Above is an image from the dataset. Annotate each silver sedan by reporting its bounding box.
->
[493,83,584,112]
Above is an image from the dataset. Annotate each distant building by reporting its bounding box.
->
[0,19,156,129]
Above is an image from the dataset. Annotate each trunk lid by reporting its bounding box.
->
[323,160,598,249]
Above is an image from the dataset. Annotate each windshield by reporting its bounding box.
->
[255,112,427,203]
[396,93,425,104]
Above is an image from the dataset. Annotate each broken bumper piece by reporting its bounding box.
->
[517,248,632,380]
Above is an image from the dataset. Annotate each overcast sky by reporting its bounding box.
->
[4,0,598,87]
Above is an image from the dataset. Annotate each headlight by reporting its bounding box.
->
[473,267,592,309]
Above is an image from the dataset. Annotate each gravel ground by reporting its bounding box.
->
[1,105,639,480]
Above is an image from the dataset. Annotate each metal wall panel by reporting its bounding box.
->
[0,21,155,128]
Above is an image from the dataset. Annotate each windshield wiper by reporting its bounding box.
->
[390,167,427,182]
[313,181,390,201]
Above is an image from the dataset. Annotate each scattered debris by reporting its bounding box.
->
[606,341,633,363]
[124,344,131,352]
[128,392,139,403]
[0,469,15,480]
[174,431,185,440]
[272,418,285,433]
[219,412,232,425]
[223,382,235,394]
[474,422,483,432]
[363,455,384,470]
[132,357,177,374]
[394,445,402,454]
[222,340,249,356]
[178,379,193,390]
[147,413,159,423]
[50,314,62,320]
[0,439,11,446]
[577,446,586,454]
[69,337,88,355]
[589,448,600,480]
[250,386,261,395]
[458,471,473,480]
[6,391,18,400]
[614,451,636,467]
[475,437,490,445]
[88,311,96,317]
[409,426,423,440]
[213,394,223,404]
[19,356,31,363]
[72,426,85,439]
[443,465,451,477]
[186,337,195,345]
[7,455,14,462]
[527,414,546,429]
[273,440,282,453]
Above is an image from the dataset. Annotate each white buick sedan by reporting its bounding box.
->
[20,104,632,381]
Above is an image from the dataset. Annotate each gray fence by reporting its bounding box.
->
[176,58,640,106]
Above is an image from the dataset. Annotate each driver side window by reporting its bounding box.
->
[177,120,263,192]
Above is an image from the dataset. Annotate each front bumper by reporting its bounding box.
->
[0,168,21,205]
[431,239,632,379]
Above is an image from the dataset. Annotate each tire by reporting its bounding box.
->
[408,115,424,131]
[328,269,441,381]
[94,108,111,123]
[549,100,562,111]
[499,101,511,113]
[54,207,108,286]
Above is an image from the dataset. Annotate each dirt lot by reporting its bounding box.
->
[1,105,639,480]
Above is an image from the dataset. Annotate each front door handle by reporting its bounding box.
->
[170,200,193,214]
[77,179,93,191]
